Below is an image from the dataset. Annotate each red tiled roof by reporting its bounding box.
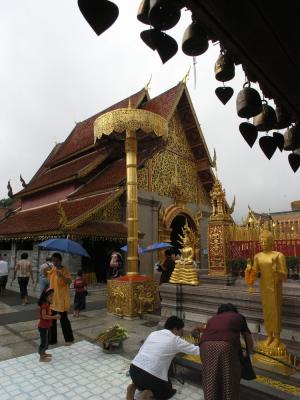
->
[71,221,127,238]
[0,191,119,235]
[69,145,162,199]
[30,143,63,181]
[69,158,126,198]
[141,83,183,120]
[20,149,108,195]
[0,208,8,221]
[49,89,147,166]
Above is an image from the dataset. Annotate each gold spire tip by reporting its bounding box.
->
[182,66,191,84]
[144,75,152,91]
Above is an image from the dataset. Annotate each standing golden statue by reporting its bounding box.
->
[246,230,292,373]
[249,230,287,349]
[169,222,199,285]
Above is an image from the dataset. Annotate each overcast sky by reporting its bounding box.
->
[0,1,298,222]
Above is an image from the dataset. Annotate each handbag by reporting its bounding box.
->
[241,353,256,380]
[83,290,88,296]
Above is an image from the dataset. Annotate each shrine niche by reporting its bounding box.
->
[159,204,201,262]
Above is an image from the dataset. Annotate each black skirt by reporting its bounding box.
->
[74,292,86,310]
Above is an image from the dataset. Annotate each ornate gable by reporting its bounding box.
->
[138,111,210,206]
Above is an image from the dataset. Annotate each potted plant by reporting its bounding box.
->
[96,324,128,353]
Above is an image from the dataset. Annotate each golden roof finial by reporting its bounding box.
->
[182,66,191,84]
[145,74,152,91]
[229,195,236,214]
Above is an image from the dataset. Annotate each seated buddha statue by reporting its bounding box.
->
[169,223,199,286]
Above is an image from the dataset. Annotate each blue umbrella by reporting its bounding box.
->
[143,242,173,253]
[120,245,145,254]
[38,238,90,257]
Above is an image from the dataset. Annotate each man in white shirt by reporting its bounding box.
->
[0,254,9,296]
[127,316,200,400]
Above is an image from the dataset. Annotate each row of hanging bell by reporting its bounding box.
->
[214,49,235,105]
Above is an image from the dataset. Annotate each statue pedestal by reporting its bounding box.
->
[107,275,158,318]
[169,261,199,285]
[253,340,295,376]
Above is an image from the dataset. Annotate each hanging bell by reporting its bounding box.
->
[253,100,277,132]
[78,0,119,36]
[215,50,235,82]
[236,82,262,119]
[283,123,300,151]
[148,0,181,31]
[182,21,208,57]
[275,104,291,129]
[141,29,178,64]
[137,0,150,25]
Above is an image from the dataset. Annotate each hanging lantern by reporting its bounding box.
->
[253,100,276,131]
[236,82,262,119]
[182,21,209,57]
[78,0,119,36]
[215,50,235,82]
[275,105,291,129]
[137,0,150,25]
[148,0,181,31]
[141,29,178,64]
[283,123,300,151]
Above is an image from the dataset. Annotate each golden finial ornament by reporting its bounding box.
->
[144,75,152,91]
[182,66,191,85]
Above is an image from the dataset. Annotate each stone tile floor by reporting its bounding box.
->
[0,340,204,400]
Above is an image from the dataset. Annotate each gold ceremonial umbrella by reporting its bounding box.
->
[94,102,168,276]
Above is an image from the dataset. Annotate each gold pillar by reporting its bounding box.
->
[126,130,139,274]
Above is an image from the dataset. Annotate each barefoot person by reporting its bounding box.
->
[46,253,74,345]
[37,288,60,362]
[126,316,199,400]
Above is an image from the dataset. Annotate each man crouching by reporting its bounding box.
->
[127,316,199,400]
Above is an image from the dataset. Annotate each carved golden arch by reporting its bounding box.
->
[164,204,197,231]
[159,204,200,262]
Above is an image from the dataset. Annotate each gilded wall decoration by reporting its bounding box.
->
[150,113,209,206]
[208,224,230,275]
[107,279,158,317]
[137,166,148,191]
[94,198,122,222]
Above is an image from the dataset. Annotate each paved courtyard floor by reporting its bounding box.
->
[0,340,204,400]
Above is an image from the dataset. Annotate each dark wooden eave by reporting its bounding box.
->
[186,0,300,121]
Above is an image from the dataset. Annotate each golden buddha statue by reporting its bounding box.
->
[247,230,287,351]
[169,222,199,285]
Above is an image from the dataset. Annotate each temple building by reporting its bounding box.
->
[244,203,300,239]
[0,82,215,279]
